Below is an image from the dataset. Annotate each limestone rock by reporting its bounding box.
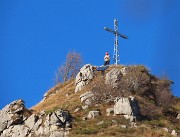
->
[75,64,95,92]
[82,105,88,110]
[163,128,169,132]
[82,117,87,121]
[121,125,127,128]
[130,122,137,128]
[80,91,94,106]
[55,109,72,128]
[74,107,81,113]
[177,113,180,119]
[120,67,128,76]
[0,99,30,133]
[97,121,104,125]
[114,96,140,121]
[80,91,94,102]
[171,130,177,136]
[106,108,114,116]
[25,114,38,130]
[105,68,122,88]
[87,110,100,119]
[2,125,30,137]
[0,100,73,137]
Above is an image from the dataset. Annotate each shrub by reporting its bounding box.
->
[140,104,162,120]
[152,79,173,107]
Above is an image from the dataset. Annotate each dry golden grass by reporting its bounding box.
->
[32,79,80,112]
[69,119,172,137]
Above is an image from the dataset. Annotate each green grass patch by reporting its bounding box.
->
[74,128,98,135]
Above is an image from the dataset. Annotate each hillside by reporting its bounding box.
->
[31,64,180,137]
[0,64,179,137]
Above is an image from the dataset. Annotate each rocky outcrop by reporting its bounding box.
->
[75,64,95,93]
[105,68,122,88]
[105,67,129,88]
[80,91,94,106]
[114,96,140,121]
[0,100,72,137]
[120,67,128,76]
[0,100,30,134]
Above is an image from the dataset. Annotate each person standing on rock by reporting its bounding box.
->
[104,52,110,66]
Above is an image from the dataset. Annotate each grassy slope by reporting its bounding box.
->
[32,65,180,137]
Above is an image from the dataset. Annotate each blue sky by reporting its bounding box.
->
[0,0,180,109]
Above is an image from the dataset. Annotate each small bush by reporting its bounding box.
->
[152,79,173,107]
[140,104,162,120]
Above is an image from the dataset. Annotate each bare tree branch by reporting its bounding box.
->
[55,51,83,84]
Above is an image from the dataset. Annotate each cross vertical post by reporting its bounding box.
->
[104,19,128,66]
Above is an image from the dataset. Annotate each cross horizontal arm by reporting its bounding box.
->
[104,27,116,33]
[118,33,128,39]
[104,27,128,39]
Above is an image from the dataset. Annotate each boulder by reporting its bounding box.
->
[87,110,100,119]
[55,109,72,128]
[171,130,178,136]
[114,96,140,121]
[105,68,122,88]
[75,64,95,92]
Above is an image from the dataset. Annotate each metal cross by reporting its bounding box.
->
[104,19,128,65]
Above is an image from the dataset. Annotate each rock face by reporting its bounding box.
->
[114,96,140,120]
[0,100,72,137]
[120,67,128,76]
[105,68,122,88]
[0,100,29,134]
[80,91,94,106]
[75,64,95,92]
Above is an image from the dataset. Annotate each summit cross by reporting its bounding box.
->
[104,19,128,65]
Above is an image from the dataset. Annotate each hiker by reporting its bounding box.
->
[104,52,110,66]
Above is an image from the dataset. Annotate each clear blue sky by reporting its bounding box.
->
[0,0,180,109]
